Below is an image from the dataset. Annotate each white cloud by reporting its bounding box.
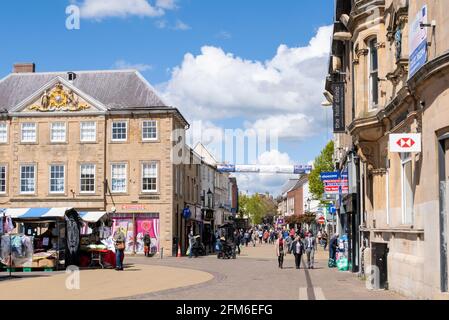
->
[77,0,175,19]
[173,20,191,31]
[113,60,153,72]
[162,25,333,134]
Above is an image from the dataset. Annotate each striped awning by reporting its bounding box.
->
[1,208,107,223]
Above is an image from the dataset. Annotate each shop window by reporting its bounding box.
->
[142,162,158,192]
[0,122,7,143]
[142,120,157,141]
[0,165,6,193]
[20,165,36,194]
[50,165,65,194]
[401,153,413,225]
[111,163,127,193]
[80,121,96,142]
[50,122,66,143]
[21,123,36,143]
[112,121,127,141]
[80,164,95,193]
[368,38,379,109]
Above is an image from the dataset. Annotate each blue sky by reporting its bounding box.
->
[0,0,334,195]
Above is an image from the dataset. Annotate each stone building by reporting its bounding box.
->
[0,64,189,256]
[326,0,449,299]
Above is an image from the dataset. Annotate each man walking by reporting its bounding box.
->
[305,231,316,269]
[291,236,304,269]
[275,233,286,269]
[188,230,195,258]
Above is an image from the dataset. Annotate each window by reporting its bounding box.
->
[51,122,66,142]
[112,121,127,141]
[21,123,36,143]
[0,166,6,193]
[142,162,158,192]
[20,165,35,194]
[80,122,96,142]
[111,163,127,192]
[368,38,379,109]
[401,153,413,225]
[142,120,157,141]
[0,123,7,143]
[50,165,65,193]
[80,164,96,193]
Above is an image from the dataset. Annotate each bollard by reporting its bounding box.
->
[160,248,164,259]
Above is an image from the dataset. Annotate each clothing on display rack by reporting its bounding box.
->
[0,234,34,267]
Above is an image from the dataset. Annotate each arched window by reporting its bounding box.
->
[367,38,379,109]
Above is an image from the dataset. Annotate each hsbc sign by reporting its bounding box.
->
[389,133,422,153]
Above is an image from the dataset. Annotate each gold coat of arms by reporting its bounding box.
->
[29,83,90,112]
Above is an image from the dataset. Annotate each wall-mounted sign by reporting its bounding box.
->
[332,82,346,133]
[409,5,428,78]
[389,133,422,153]
[182,207,191,219]
[122,204,146,211]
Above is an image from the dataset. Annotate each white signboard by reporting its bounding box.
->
[389,134,422,153]
[409,5,428,77]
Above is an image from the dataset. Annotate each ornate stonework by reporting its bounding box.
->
[28,83,90,112]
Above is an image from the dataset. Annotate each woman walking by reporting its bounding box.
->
[275,233,286,269]
[291,236,305,269]
[113,228,126,271]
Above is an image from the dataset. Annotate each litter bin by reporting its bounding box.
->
[172,237,178,257]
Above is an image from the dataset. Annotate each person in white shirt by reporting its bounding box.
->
[305,231,316,269]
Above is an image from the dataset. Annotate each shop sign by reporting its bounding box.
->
[409,5,428,78]
[389,133,422,153]
[182,207,191,219]
[332,82,346,133]
[121,204,146,211]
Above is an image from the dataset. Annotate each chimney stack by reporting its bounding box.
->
[13,63,36,73]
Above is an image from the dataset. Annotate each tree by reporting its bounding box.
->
[309,141,335,201]
[238,193,276,225]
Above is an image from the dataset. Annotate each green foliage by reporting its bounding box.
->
[309,141,335,201]
[238,193,276,225]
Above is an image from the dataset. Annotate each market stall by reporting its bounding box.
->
[0,208,111,271]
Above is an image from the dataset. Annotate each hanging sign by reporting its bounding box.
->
[182,207,191,219]
[389,133,422,153]
[332,82,346,133]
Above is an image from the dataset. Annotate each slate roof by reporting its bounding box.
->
[0,69,168,111]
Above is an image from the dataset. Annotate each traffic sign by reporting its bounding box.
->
[389,134,421,153]
[318,216,325,225]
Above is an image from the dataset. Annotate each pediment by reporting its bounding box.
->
[11,76,107,114]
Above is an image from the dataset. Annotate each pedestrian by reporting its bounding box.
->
[113,228,126,271]
[252,230,258,247]
[322,231,328,251]
[258,229,263,244]
[291,236,305,269]
[275,233,286,269]
[289,227,295,238]
[305,231,316,269]
[244,230,250,247]
[285,234,293,254]
[263,230,269,244]
[143,232,151,257]
[317,229,323,248]
[188,230,195,258]
[329,233,339,266]
[233,230,241,255]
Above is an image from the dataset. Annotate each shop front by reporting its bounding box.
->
[111,212,160,255]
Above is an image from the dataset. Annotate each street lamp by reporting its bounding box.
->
[307,198,311,212]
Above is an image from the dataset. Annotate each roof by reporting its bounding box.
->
[0,69,167,111]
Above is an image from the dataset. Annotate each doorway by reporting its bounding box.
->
[372,243,389,289]
[438,135,449,292]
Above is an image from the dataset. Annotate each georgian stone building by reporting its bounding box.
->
[0,63,190,256]
[327,0,449,299]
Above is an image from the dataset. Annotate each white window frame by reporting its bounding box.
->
[401,153,413,225]
[0,122,8,143]
[142,120,158,141]
[21,123,37,143]
[111,121,128,142]
[368,38,379,110]
[111,163,127,193]
[49,165,65,194]
[80,121,97,142]
[20,164,36,195]
[0,165,6,194]
[50,122,67,143]
[142,162,158,193]
[80,164,96,194]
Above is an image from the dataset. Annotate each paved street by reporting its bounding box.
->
[125,244,406,300]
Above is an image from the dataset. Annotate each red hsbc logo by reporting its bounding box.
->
[396,138,416,148]
[389,134,421,153]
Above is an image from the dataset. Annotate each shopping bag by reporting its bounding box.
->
[328,258,336,268]
[337,257,349,271]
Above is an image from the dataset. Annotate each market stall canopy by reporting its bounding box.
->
[1,208,108,223]
[2,207,73,219]
[78,211,108,223]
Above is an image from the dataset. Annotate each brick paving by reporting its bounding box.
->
[125,243,407,300]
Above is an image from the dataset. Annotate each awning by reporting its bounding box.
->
[1,208,108,223]
[78,211,108,223]
[2,207,73,219]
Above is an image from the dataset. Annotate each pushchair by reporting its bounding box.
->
[216,238,236,259]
